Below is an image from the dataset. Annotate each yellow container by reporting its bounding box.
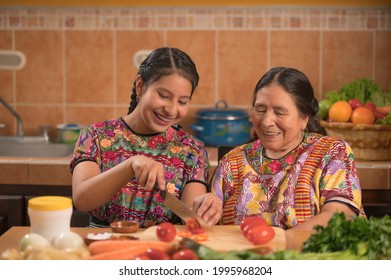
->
[28,196,73,242]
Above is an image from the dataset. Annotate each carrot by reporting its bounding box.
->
[84,245,153,260]
[88,240,173,256]
[377,106,391,115]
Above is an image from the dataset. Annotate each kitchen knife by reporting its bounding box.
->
[157,186,212,231]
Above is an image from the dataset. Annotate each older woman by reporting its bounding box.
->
[211,67,366,232]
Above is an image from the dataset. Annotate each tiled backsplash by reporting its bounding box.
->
[0,6,390,138]
[2,7,390,30]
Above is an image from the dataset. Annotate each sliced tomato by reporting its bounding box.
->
[176,229,192,238]
[185,217,203,234]
[194,233,208,242]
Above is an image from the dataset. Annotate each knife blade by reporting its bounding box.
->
[156,186,212,231]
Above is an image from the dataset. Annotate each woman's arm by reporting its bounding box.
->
[72,155,166,212]
[285,202,357,250]
[288,201,356,232]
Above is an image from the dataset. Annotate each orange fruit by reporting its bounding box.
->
[328,101,353,122]
[351,106,375,124]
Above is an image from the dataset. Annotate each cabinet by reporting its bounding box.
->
[0,195,25,235]
[0,185,90,235]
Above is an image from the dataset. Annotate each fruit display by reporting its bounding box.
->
[317,78,391,125]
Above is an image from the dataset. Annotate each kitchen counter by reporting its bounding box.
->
[0,226,314,254]
[0,147,391,187]
[0,156,72,186]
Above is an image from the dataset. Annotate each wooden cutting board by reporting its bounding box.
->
[138,225,286,252]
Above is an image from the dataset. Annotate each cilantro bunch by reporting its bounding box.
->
[301,213,391,260]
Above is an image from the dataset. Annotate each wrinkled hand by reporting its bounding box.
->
[128,155,165,191]
[192,193,222,226]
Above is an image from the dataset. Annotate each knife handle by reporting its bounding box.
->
[153,183,166,199]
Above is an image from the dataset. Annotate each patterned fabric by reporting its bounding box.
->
[211,132,366,229]
[70,117,209,228]
[294,136,334,223]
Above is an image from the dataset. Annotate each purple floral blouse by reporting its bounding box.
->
[211,132,366,229]
[70,117,209,228]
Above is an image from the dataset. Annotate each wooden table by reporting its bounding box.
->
[0,226,314,254]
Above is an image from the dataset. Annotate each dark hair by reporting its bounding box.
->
[252,67,326,135]
[128,47,199,114]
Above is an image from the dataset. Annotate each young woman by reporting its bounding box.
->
[71,47,222,228]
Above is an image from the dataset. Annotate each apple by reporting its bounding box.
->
[317,99,332,120]
[374,109,387,120]
[364,102,376,112]
[348,98,363,110]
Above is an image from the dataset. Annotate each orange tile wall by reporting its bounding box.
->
[0,6,390,139]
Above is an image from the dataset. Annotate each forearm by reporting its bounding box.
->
[288,201,357,232]
[72,160,135,212]
[181,182,207,207]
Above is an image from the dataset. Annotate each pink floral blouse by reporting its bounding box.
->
[70,117,209,228]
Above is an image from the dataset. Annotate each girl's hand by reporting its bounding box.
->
[128,155,166,191]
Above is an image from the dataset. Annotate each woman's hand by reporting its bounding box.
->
[192,193,222,225]
[128,155,166,191]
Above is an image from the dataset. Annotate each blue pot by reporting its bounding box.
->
[189,100,252,147]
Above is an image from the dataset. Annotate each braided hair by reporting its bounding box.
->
[252,67,327,136]
[128,47,199,114]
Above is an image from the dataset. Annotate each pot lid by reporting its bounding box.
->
[195,100,249,120]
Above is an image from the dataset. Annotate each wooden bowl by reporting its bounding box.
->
[110,220,139,234]
[320,121,391,161]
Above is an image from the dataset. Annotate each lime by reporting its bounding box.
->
[318,99,333,120]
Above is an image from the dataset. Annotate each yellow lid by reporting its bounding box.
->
[28,196,72,211]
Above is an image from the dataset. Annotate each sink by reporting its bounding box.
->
[0,137,75,158]
[0,136,49,143]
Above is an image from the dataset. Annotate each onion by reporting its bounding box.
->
[52,232,85,251]
[19,233,50,252]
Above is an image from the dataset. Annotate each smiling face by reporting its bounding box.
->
[126,73,193,134]
[251,83,309,159]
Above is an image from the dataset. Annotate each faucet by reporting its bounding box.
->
[0,96,24,138]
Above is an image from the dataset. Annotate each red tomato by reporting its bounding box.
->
[240,216,267,238]
[245,225,275,245]
[185,217,202,234]
[253,246,274,255]
[171,248,198,260]
[176,229,193,238]
[194,233,209,242]
[240,216,266,231]
[156,222,177,242]
[145,248,170,260]
[133,253,150,260]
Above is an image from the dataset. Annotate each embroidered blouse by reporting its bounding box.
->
[211,132,365,229]
[70,117,209,228]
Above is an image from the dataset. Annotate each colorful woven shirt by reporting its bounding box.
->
[211,132,365,229]
[70,117,209,228]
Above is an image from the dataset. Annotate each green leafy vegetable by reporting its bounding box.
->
[180,213,391,260]
[301,213,391,260]
[376,110,391,125]
[325,78,390,107]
